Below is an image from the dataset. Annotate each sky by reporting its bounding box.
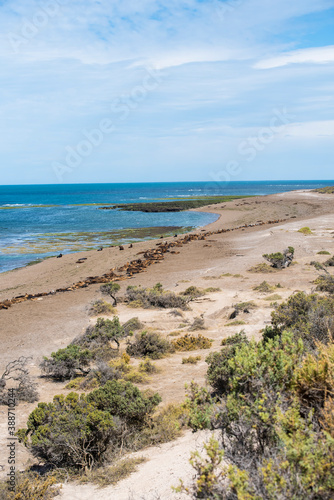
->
[0,0,334,184]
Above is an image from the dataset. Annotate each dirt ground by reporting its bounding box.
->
[0,189,333,498]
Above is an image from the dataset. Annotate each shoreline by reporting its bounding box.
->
[1,189,333,305]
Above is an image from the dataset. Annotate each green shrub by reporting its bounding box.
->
[271,291,334,348]
[40,345,93,380]
[88,299,115,316]
[206,331,249,394]
[126,331,173,359]
[87,379,161,427]
[317,250,331,255]
[172,334,212,351]
[298,226,313,235]
[18,392,115,470]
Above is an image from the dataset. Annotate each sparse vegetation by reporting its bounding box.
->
[88,299,115,316]
[182,356,201,364]
[317,250,331,255]
[80,457,147,487]
[126,283,190,310]
[264,293,282,301]
[0,472,60,500]
[225,320,246,326]
[180,286,204,299]
[172,334,212,351]
[248,262,275,273]
[188,316,206,331]
[253,280,275,293]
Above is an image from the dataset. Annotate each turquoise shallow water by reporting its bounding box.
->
[0,181,332,273]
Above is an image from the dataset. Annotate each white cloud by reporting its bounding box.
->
[255,46,334,69]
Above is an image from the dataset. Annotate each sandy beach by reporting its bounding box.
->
[1,189,334,498]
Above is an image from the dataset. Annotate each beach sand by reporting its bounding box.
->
[0,189,334,498]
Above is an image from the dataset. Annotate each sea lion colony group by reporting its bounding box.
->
[0,218,288,310]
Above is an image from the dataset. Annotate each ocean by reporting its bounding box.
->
[0,181,332,273]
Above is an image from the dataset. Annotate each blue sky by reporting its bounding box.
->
[0,0,334,184]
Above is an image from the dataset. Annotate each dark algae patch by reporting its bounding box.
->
[99,195,250,212]
[315,186,334,194]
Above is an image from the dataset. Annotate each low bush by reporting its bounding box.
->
[317,250,331,255]
[182,356,201,364]
[248,263,275,273]
[324,255,334,266]
[139,358,159,373]
[180,286,204,299]
[253,281,275,293]
[126,284,189,310]
[315,275,334,293]
[40,345,92,380]
[298,226,313,235]
[0,472,60,500]
[270,291,334,348]
[172,334,212,351]
[18,381,161,471]
[122,317,144,336]
[88,299,115,316]
[126,331,173,359]
[264,293,282,301]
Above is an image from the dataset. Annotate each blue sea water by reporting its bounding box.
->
[0,181,332,273]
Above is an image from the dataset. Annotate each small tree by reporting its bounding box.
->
[263,247,294,269]
[100,282,121,306]
[82,317,126,350]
